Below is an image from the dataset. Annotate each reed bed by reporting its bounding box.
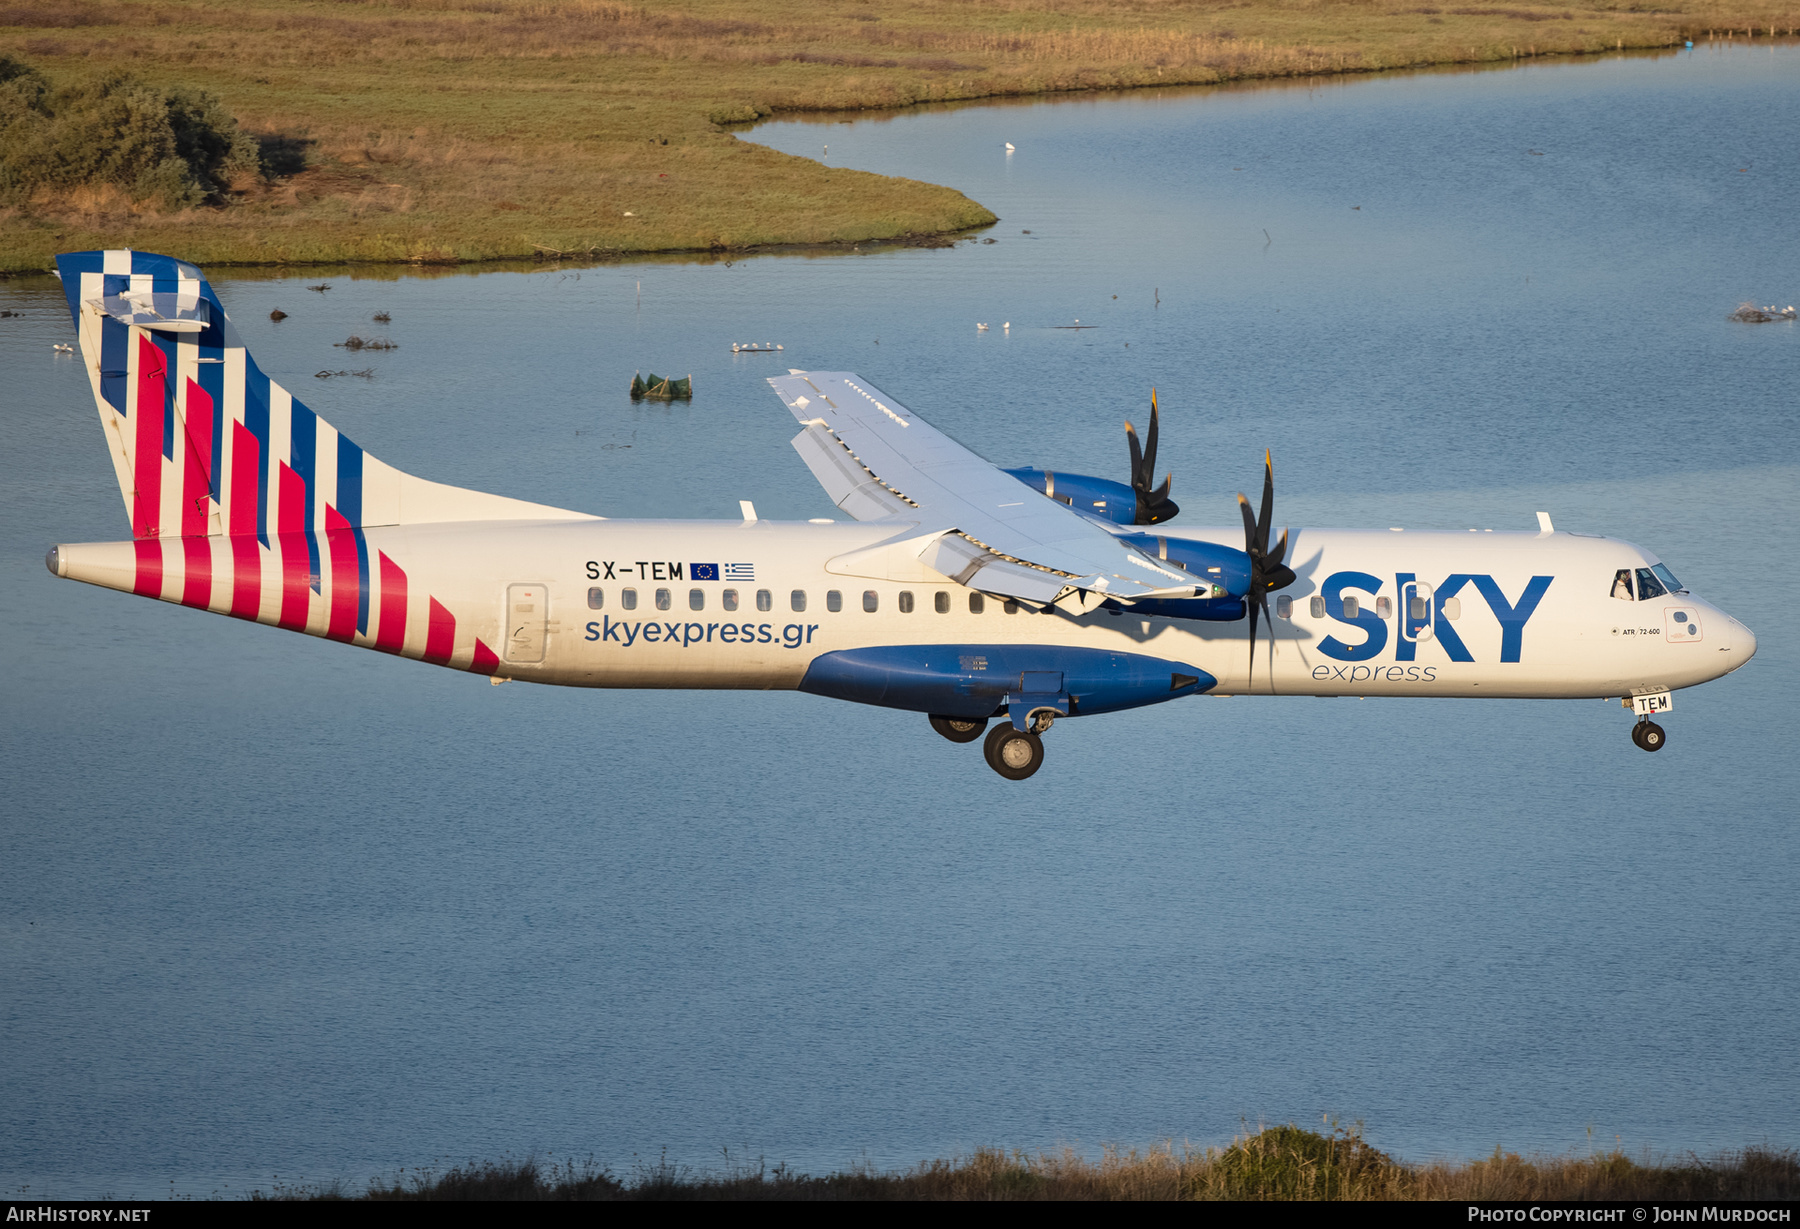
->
[259,1125,1800,1201]
[3,0,1798,272]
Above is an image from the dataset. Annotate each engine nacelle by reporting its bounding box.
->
[1107,532,1251,622]
[1002,468,1144,526]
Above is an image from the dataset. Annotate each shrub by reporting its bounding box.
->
[0,55,260,209]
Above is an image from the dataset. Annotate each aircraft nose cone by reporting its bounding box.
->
[1735,618,1758,663]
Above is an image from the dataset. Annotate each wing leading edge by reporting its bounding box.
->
[769,371,1207,607]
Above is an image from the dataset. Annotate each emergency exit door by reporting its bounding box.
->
[505,584,548,663]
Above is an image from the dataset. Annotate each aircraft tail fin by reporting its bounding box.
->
[54,249,591,543]
[51,250,591,667]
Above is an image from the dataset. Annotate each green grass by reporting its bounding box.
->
[254,1125,1800,1200]
[3,0,1798,273]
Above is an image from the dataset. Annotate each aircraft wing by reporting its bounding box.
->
[768,371,1203,606]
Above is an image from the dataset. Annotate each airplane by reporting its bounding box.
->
[43,250,1757,779]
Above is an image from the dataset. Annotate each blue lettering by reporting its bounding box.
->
[706,623,717,642]
[641,623,659,643]
[807,624,818,644]
[1313,665,1331,680]
[1430,575,1477,663]
[758,623,772,643]
[684,622,704,646]
[1317,571,1389,662]
[620,620,639,647]
[663,622,679,641]
[602,616,622,643]
[782,624,803,648]
[720,623,737,643]
[585,621,600,641]
[1424,666,1437,681]
[1472,575,1553,663]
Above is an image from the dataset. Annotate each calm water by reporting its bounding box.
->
[3,44,1797,1198]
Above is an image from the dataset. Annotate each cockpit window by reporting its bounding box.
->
[1635,567,1667,600]
[1651,563,1686,594]
[1611,569,1634,600]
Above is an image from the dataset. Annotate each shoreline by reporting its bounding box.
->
[3,4,1797,275]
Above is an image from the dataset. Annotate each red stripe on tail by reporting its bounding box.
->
[181,538,211,609]
[276,463,309,631]
[423,598,455,665]
[132,539,163,599]
[132,334,165,542]
[228,420,261,620]
[375,551,408,654]
[178,378,212,540]
[324,505,359,643]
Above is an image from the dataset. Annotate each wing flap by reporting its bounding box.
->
[790,422,916,521]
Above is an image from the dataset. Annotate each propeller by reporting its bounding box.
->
[1236,450,1297,691]
[1125,389,1179,525]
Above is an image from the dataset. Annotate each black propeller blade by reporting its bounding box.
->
[1236,450,1298,691]
[1125,389,1179,525]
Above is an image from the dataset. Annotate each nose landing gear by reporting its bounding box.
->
[1632,719,1666,752]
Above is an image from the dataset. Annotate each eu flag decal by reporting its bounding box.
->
[691,563,720,581]
[724,563,755,582]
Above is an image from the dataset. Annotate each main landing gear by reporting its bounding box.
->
[928,712,1052,779]
[1632,719,1666,752]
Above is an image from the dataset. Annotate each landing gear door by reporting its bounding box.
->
[1400,581,1434,643]
[506,583,548,663]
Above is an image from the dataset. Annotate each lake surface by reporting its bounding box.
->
[3,43,1797,1198]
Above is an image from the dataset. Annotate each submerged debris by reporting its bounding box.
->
[1729,302,1797,323]
[270,309,288,321]
[372,311,391,323]
[630,371,692,400]
[307,283,331,293]
[337,335,397,351]
[315,368,375,379]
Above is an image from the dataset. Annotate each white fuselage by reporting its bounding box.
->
[53,518,1756,702]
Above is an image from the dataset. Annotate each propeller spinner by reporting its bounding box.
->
[1236,451,1298,690]
[1125,390,1179,525]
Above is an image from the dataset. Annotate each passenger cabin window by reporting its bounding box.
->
[1310,595,1325,619]
[826,590,843,612]
[1004,599,1019,614]
[899,591,915,613]
[935,591,950,614]
[756,589,772,612]
[1612,569,1635,600]
[969,593,985,614]
[791,590,807,612]
[722,589,739,612]
[587,587,604,610]
[655,588,672,611]
[1635,567,1668,600]
[1442,597,1461,620]
[1409,596,1428,620]
[689,588,705,611]
[1343,596,1361,619]
[1375,596,1392,620]
[863,590,878,613]
[1275,595,1292,619]
[621,588,638,610]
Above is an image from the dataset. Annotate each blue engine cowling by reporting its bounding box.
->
[1108,532,1251,622]
[800,644,1215,721]
[1002,467,1142,526]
